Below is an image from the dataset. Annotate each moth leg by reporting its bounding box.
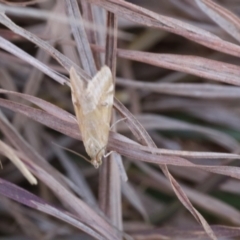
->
[104,150,115,158]
[110,117,127,130]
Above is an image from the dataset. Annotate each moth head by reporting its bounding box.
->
[91,147,105,169]
[87,141,105,169]
[91,158,102,169]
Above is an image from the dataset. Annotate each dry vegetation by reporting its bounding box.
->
[1,0,240,239]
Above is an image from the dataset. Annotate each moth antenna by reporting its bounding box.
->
[52,142,92,165]
[95,144,115,159]
[110,117,127,130]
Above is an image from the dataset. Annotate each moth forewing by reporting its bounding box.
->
[69,66,114,168]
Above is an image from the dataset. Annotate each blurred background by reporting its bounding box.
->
[0,0,240,239]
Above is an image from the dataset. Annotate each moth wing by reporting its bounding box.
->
[69,65,113,130]
[85,66,114,159]
[69,67,85,120]
[87,66,114,124]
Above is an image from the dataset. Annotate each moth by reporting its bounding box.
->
[69,66,114,168]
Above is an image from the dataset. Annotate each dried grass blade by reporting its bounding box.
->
[0,12,88,79]
[2,98,240,177]
[1,97,240,166]
[2,91,238,161]
[0,139,37,185]
[24,157,121,240]
[167,174,216,239]
[133,114,239,151]
[187,106,240,131]
[117,80,240,99]
[91,4,107,65]
[105,12,117,76]
[0,0,48,6]
[89,0,240,58]
[195,0,240,43]
[130,225,240,240]
[0,108,72,191]
[12,1,66,130]
[65,0,97,75]
[121,182,148,221]
[0,98,81,141]
[0,196,43,239]
[136,162,240,225]
[0,89,75,123]
[117,50,240,86]
[113,95,217,239]
[151,98,240,131]
[112,136,240,161]
[0,111,121,239]
[0,178,106,240]
[0,69,17,97]
[0,36,67,85]
[52,145,98,208]
[114,152,128,182]
[99,9,122,231]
